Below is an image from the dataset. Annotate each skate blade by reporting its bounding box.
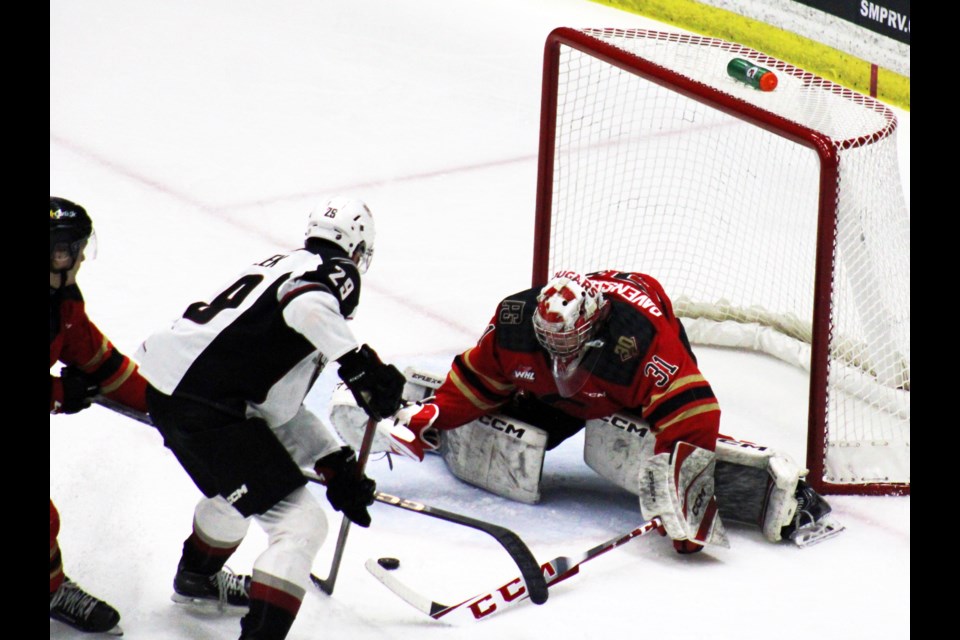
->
[790,517,846,548]
[170,592,248,614]
[50,620,123,636]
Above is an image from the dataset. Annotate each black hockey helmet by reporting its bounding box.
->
[50,197,97,269]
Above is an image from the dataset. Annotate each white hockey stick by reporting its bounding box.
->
[366,516,663,622]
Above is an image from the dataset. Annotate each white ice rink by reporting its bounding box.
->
[50,1,910,639]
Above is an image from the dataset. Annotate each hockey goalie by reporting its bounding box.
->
[331,270,843,551]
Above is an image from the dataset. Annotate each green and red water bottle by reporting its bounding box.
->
[727,58,778,92]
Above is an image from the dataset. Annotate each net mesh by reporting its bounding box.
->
[541,29,909,491]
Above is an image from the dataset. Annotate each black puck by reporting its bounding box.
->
[377,557,401,570]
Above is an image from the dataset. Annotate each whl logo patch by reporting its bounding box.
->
[513,367,535,381]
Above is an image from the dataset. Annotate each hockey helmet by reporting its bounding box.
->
[305,197,376,273]
[532,271,609,396]
[50,197,97,270]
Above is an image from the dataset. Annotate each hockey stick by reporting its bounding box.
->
[93,395,154,426]
[365,517,662,622]
[310,416,377,595]
[303,473,549,606]
[93,396,549,605]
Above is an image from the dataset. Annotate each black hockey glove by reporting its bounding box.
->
[58,366,100,414]
[336,344,405,421]
[314,446,376,528]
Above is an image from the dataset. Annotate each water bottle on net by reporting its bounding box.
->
[727,58,778,92]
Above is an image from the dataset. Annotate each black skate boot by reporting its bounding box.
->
[172,563,251,612]
[49,578,123,635]
[781,479,845,546]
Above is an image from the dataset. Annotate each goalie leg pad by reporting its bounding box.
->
[583,413,654,494]
[714,437,802,542]
[328,383,396,453]
[440,413,548,504]
[401,366,444,402]
[638,442,729,548]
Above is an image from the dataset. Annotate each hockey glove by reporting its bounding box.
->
[380,400,441,462]
[337,345,405,421]
[314,446,376,528]
[56,366,100,414]
[639,441,729,554]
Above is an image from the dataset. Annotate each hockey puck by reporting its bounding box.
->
[377,557,401,570]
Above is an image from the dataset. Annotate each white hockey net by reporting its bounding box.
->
[533,28,909,495]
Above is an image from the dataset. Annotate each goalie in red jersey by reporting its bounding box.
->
[50,197,149,635]
[345,270,841,551]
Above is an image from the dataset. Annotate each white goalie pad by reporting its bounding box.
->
[583,417,841,546]
[401,367,445,402]
[583,413,654,494]
[714,437,844,545]
[440,413,548,504]
[328,382,396,453]
[714,437,801,543]
[328,367,446,454]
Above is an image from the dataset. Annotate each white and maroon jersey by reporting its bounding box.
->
[137,245,361,426]
[432,270,721,453]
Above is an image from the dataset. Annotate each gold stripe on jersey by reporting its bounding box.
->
[79,336,110,370]
[655,402,721,433]
[462,347,515,393]
[99,360,139,395]
[648,374,708,407]
[449,368,503,412]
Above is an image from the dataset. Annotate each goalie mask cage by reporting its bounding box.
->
[532,28,909,496]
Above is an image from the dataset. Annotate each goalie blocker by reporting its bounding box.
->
[328,368,842,546]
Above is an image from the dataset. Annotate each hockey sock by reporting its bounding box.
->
[239,596,299,640]
[178,532,239,576]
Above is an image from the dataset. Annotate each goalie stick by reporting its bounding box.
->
[92,396,548,605]
[366,517,663,622]
[303,473,549,605]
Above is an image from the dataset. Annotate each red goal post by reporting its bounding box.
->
[532,28,909,496]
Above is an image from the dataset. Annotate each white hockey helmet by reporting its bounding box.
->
[532,271,609,396]
[305,197,376,273]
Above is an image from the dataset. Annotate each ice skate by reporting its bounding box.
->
[781,480,845,547]
[50,578,123,636]
[172,565,251,612]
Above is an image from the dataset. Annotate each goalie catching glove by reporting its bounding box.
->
[638,441,729,554]
[314,446,377,527]
[379,400,441,461]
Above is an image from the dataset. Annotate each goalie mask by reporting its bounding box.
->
[532,271,609,397]
[50,197,97,273]
[305,196,376,273]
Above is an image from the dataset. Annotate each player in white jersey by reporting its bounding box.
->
[136,197,405,640]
